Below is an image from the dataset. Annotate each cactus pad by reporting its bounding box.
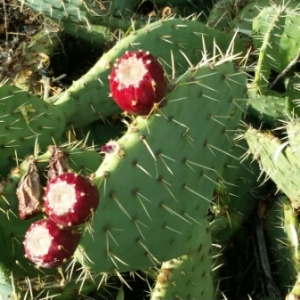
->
[75,59,247,274]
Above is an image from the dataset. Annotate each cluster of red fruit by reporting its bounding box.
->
[19,149,99,268]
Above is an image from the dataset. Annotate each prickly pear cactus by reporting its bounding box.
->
[4,0,300,298]
[255,3,300,77]
[265,196,300,297]
[0,83,66,176]
[151,221,214,299]
[245,124,300,208]
[74,60,247,274]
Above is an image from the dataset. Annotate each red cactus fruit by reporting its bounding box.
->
[23,218,81,268]
[109,50,167,115]
[44,173,99,227]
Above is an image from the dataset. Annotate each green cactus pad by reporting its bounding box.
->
[265,196,300,297]
[207,0,235,30]
[251,5,286,92]
[19,0,106,25]
[210,138,263,295]
[234,2,300,93]
[274,4,300,75]
[230,0,271,35]
[150,220,213,299]
[285,73,300,118]
[0,263,21,300]
[231,1,300,97]
[285,120,300,153]
[245,126,300,207]
[111,0,141,17]
[0,84,66,176]
[61,22,114,48]
[75,59,247,274]
[211,138,262,246]
[246,90,289,126]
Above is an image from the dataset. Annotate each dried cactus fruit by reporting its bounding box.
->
[16,156,43,220]
[47,145,71,184]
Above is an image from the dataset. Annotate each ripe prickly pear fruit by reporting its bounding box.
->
[23,218,81,268]
[109,50,167,115]
[44,173,100,226]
